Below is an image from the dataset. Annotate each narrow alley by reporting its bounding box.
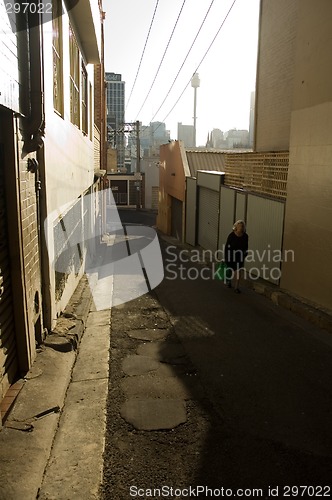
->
[101,210,332,498]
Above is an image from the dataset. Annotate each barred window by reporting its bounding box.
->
[52,0,63,115]
[69,25,80,127]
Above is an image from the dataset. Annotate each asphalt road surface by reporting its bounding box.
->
[102,209,332,499]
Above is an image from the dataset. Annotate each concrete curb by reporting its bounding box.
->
[0,275,93,500]
[246,279,332,334]
[158,232,332,335]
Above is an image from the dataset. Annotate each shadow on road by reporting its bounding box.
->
[102,211,332,497]
[153,237,332,492]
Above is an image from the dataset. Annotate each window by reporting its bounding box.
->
[81,62,88,134]
[69,25,80,127]
[52,0,63,115]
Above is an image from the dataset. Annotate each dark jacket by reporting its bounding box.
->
[225,231,249,266]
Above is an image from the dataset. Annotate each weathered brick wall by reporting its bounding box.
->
[255,0,300,152]
[17,132,42,346]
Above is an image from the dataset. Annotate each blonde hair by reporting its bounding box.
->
[233,220,246,231]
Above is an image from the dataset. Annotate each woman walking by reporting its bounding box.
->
[225,220,249,293]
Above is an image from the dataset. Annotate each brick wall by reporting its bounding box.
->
[17,132,42,348]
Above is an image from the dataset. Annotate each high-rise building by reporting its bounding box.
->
[177,122,194,147]
[105,72,125,170]
[210,128,224,149]
[128,121,170,157]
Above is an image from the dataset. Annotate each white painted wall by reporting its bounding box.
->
[42,9,97,321]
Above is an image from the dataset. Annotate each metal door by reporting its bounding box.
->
[171,197,183,240]
[198,187,219,251]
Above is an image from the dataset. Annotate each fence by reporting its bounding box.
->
[224,151,289,200]
[186,181,286,284]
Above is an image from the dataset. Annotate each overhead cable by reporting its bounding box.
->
[125,0,160,111]
[134,0,187,121]
[145,0,215,127]
[161,0,238,127]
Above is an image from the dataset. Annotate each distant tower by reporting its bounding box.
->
[191,73,200,147]
[105,72,125,170]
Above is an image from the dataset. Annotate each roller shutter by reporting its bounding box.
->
[198,187,219,251]
[0,148,18,402]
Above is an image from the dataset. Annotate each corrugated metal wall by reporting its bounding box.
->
[185,171,286,285]
[235,191,246,221]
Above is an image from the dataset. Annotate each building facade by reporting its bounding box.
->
[105,72,125,170]
[255,0,332,311]
[0,0,104,412]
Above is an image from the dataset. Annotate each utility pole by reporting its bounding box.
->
[135,120,141,209]
[136,120,140,173]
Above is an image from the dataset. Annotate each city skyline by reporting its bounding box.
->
[103,0,260,146]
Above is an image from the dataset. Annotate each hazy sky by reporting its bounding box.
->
[103,0,260,146]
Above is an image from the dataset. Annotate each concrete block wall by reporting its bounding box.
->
[255,0,300,152]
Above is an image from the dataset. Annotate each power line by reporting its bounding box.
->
[134,0,187,121]
[161,0,238,129]
[145,0,216,127]
[125,0,160,111]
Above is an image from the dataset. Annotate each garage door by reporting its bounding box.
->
[198,187,219,251]
[171,197,183,240]
[0,146,18,402]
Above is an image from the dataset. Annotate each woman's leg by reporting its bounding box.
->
[234,269,240,290]
[225,265,233,287]
[234,264,244,292]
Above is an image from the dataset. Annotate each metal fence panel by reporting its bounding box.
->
[198,187,219,252]
[235,191,246,222]
[218,186,236,253]
[245,194,285,284]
